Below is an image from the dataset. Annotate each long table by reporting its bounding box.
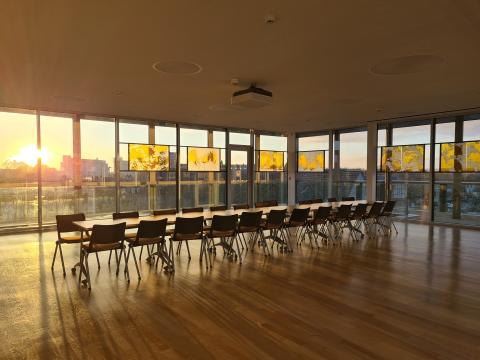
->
[73,201,370,231]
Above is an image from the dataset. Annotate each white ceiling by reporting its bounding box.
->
[0,0,479,133]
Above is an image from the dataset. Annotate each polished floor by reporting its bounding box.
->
[0,223,479,359]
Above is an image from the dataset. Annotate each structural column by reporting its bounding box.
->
[287,132,296,205]
[366,122,377,202]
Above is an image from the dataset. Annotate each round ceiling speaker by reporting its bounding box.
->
[371,55,445,75]
[152,61,202,75]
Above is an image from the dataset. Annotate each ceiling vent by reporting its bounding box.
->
[231,84,273,108]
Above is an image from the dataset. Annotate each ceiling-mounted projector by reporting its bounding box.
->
[231,84,273,108]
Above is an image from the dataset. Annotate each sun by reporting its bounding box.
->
[11,144,50,166]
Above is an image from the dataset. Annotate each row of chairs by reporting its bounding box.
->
[303,201,397,247]
[298,197,356,205]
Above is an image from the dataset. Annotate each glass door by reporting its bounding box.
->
[228,145,252,207]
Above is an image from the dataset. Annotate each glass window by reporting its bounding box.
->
[155,125,177,145]
[179,128,225,208]
[0,111,38,227]
[229,132,251,146]
[80,117,116,218]
[296,134,329,202]
[260,134,287,151]
[390,122,431,221]
[213,131,226,148]
[180,128,208,147]
[119,121,149,212]
[40,114,75,223]
[334,129,367,200]
[154,124,177,210]
[463,115,480,141]
[376,127,387,201]
[255,134,288,204]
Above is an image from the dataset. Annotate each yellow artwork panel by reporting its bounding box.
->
[297,151,325,172]
[187,147,220,172]
[465,141,480,172]
[381,145,424,172]
[258,151,284,171]
[129,144,169,171]
[440,141,480,172]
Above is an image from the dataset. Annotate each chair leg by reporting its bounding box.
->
[185,241,191,260]
[122,247,130,282]
[131,247,141,280]
[84,253,91,290]
[51,243,58,271]
[108,250,112,265]
[95,252,100,269]
[57,243,67,276]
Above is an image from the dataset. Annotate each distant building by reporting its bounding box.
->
[61,156,111,180]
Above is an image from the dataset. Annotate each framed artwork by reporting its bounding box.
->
[187,147,221,171]
[258,150,284,171]
[381,145,425,172]
[440,141,480,172]
[128,144,169,171]
[297,150,325,172]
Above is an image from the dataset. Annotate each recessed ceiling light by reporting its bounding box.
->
[152,61,202,75]
[371,55,445,75]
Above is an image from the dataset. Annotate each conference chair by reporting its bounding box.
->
[255,200,278,208]
[210,205,227,212]
[182,207,204,213]
[284,207,310,247]
[236,211,263,255]
[52,213,93,276]
[79,222,126,290]
[153,208,177,238]
[261,209,289,254]
[363,202,384,238]
[204,214,239,262]
[349,203,367,240]
[233,204,249,210]
[378,200,398,235]
[327,197,337,203]
[342,197,355,201]
[298,199,313,205]
[125,219,168,279]
[307,206,333,247]
[169,216,210,271]
[111,211,139,263]
[311,198,324,204]
[330,204,353,241]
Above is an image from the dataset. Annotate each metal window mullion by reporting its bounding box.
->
[176,124,180,212]
[115,118,120,212]
[430,119,436,223]
[36,111,42,229]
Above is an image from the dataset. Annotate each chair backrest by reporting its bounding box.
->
[335,204,352,220]
[368,202,384,217]
[311,198,324,204]
[351,203,367,218]
[298,199,313,205]
[255,200,278,208]
[210,215,238,236]
[210,205,227,212]
[266,209,287,227]
[153,208,177,216]
[327,197,337,203]
[136,219,167,241]
[182,207,204,214]
[89,223,126,248]
[342,197,355,201]
[289,208,310,225]
[313,206,331,222]
[238,211,263,230]
[112,211,139,220]
[174,216,204,237]
[233,203,249,210]
[56,213,86,233]
[381,200,396,215]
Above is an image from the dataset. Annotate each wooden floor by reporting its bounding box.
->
[0,223,479,359]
